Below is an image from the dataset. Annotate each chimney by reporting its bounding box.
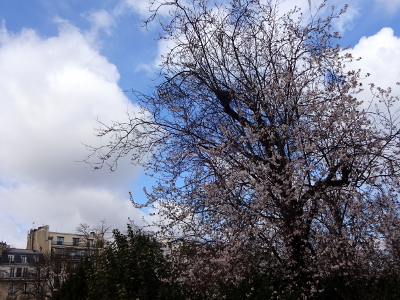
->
[0,242,8,258]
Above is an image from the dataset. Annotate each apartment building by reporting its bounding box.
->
[0,225,104,300]
[27,225,103,254]
[0,242,44,300]
[26,225,103,291]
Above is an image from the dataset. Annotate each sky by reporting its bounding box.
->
[0,0,399,248]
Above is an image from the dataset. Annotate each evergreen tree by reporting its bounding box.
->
[87,224,181,300]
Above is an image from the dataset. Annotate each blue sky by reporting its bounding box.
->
[0,0,399,248]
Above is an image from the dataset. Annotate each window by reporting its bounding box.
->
[54,248,64,257]
[73,238,80,246]
[8,255,14,263]
[33,256,39,263]
[87,239,93,247]
[68,249,81,259]
[23,267,28,277]
[76,249,82,257]
[22,283,28,294]
[9,268,15,277]
[57,236,64,245]
[16,268,22,277]
[8,284,14,295]
[21,255,27,264]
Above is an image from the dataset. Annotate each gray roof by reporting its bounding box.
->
[1,248,43,264]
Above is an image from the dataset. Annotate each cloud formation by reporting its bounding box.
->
[346,27,400,103]
[375,0,400,13]
[0,21,149,247]
[85,9,116,39]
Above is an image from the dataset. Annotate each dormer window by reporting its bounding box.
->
[8,255,14,263]
[21,256,27,264]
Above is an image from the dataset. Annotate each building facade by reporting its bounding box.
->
[0,242,44,300]
[27,225,103,254]
[26,226,103,294]
[0,225,104,300]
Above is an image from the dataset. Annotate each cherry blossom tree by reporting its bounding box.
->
[85,0,400,297]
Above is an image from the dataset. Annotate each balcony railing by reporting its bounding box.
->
[52,241,78,246]
[51,241,102,247]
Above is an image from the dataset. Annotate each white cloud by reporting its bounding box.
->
[270,0,360,34]
[85,9,115,38]
[271,0,311,16]
[153,37,175,69]
[0,22,152,247]
[332,2,360,33]
[346,27,400,98]
[147,0,361,73]
[375,0,400,13]
[114,0,171,19]
[340,27,400,135]
[0,183,152,244]
[116,0,152,17]
[87,9,115,32]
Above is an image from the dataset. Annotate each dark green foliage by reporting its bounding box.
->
[315,272,400,300]
[51,224,400,300]
[87,224,182,300]
[216,268,300,300]
[51,259,90,300]
[215,268,400,300]
[51,224,183,300]
[218,271,276,300]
